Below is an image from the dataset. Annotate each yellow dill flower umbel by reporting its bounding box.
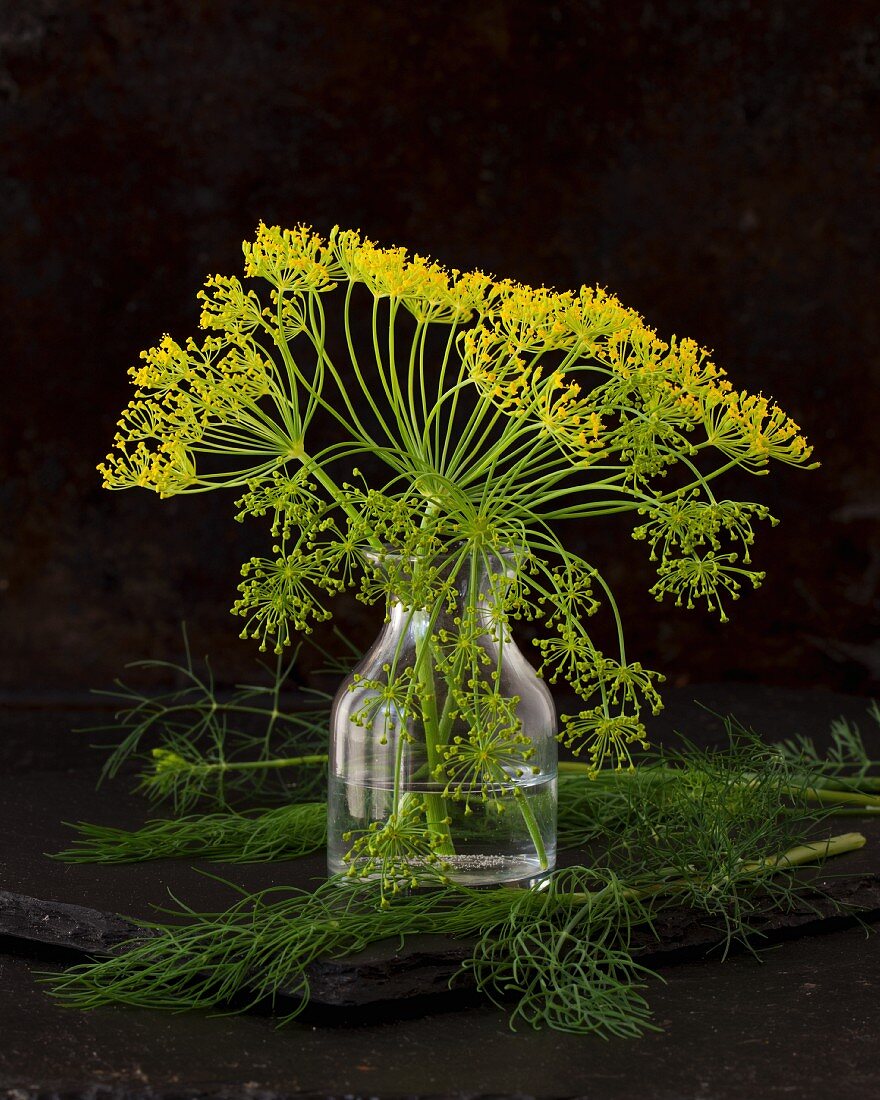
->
[98,219,817,775]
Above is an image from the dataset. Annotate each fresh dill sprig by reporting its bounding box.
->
[465,866,660,1037]
[86,629,332,811]
[772,702,880,791]
[54,802,327,864]
[139,741,328,815]
[46,876,527,1018]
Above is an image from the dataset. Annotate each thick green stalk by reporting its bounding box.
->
[409,506,457,855]
[559,763,880,811]
[414,618,456,856]
[796,786,880,809]
[207,754,328,773]
[514,787,549,871]
[739,831,866,871]
[555,832,867,906]
[814,776,880,792]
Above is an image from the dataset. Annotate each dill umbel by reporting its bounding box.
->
[99,223,816,778]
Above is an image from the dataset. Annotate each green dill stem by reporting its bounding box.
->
[371,296,412,452]
[444,398,507,481]
[557,762,677,785]
[208,754,328,773]
[385,299,419,454]
[426,316,461,458]
[738,831,866,872]
[418,653,456,857]
[514,787,548,871]
[492,597,548,874]
[340,282,399,447]
[536,457,745,521]
[797,807,880,816]
[795,786,880,809]
[431,546,479,748]
[559,761,611,775]
[412,505,456,856]
[416,321,431,432]
[405,317,424,441]
[292,286,391,447]
[272,297,302,438]
[815,776,880,792]
[559,764,880,811]
[554,832,866,906]
[294,452,384,560]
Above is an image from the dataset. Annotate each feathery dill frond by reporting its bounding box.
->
[46,876,520,1018]
[465,866,660,1037]
[54,802,327,864]
[772,702,880,790]
[557,730,803,854]
[86,630,333,811]
[59,719,880,869]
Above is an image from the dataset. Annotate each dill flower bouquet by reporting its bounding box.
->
[101,223,815,894]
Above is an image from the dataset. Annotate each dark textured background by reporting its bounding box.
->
[1,0,879,699]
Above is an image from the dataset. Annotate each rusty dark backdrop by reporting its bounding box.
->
[1,1,878,702]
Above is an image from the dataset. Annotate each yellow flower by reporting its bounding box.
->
[242,222,336,294]
[99,439,197,496]
[703,390,816,469]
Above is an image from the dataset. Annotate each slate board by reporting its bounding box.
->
[4,864,880,1015]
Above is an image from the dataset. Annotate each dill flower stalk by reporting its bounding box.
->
[100,222,816,892]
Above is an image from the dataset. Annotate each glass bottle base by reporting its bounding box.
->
[328,850,555,889]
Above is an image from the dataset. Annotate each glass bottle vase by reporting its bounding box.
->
[328,549,557,890]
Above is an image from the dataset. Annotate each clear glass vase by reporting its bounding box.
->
[328,548,557,890]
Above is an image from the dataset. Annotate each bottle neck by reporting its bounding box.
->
[381,548,517,639]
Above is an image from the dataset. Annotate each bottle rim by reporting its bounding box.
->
[360,543,523,569]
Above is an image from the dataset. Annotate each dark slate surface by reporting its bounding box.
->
[0,889,158,959]
[5,917,880,1100]
[2,685,880,1097]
